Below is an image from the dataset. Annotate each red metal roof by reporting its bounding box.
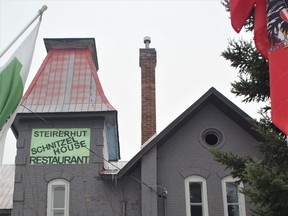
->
[19,48,115,113]
[0,165,14,210]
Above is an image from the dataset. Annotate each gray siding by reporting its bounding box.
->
[10,91,260,216]
[12,115,141,216]
[156,102,259,216]
[141,146,157,216]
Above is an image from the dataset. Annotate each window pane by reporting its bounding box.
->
[53,186,65,208]
[190,205,203,216]
[226,182,238,203]
[228,204,239,216]
[190,182,202,203]
[53,209,65,216]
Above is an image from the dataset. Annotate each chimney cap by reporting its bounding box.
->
[144,36,151,48]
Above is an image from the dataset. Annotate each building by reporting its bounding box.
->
[0,165,14,216]
[1,38,261,216]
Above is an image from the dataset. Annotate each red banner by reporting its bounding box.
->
[230,0,288,135]
[230,0,256,33]
[267,0,288,135]
[254,0,269,59]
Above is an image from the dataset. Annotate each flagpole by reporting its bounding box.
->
[0,5,47,58]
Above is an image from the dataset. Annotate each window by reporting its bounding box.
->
[47,179,69,216]
[203,129,222,146]
[199,127,226,149]
[185,176,209,216]
[222,176,246,216]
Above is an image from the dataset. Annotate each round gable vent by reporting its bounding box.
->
[204,130,221,146]
[199,127,226,149]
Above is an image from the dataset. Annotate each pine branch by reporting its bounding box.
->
[222,39,269,103]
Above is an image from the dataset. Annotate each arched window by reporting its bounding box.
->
[47,179,69,216]
[222,176,246,216]
[185,176,209,216]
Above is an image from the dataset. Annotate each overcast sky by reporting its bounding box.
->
[0,0,261,164]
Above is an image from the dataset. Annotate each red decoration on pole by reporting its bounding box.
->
[230,0,256,33]
[254,0,269,59]
[229,0,288,135]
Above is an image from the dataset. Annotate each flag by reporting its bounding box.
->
[230,0,256,33]
[229,0,288,135]
[267,0,288,135]
[0,20,41,164]
[254,0,269,59]
[230,0,269,58]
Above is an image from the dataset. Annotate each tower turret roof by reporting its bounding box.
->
[19,38,115,113]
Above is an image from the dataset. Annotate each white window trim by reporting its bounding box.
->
[185,175,209,216]
[47,179,70,216]
[222,176,246,216]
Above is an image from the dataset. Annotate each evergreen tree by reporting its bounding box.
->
[212,1,288,215]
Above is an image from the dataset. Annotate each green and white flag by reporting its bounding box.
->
[0,20,41,164]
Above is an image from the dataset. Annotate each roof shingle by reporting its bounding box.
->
[0,165,14,210]
[19,39,114,113]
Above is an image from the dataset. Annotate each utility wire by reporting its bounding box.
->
[84,145,161,196]
[20,103,164,197]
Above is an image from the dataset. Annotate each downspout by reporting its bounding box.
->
[151,185,168,216]
[161,190,168,216]
[122,201,126,216]
[163,196,167,216]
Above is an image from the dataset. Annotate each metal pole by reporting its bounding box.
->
[0,5,47,58]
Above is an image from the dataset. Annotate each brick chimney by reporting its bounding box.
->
[139,36,157,145]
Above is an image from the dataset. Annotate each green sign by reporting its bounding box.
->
[30,128,90,165]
